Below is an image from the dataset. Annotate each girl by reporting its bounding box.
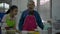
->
[2,5,19,34]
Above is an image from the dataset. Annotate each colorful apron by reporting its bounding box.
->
[6,15,16,28]
[23,15,37,31]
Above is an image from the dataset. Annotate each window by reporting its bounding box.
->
[0,3,9,12]
[33,0,50,5]
[40,0,50,5]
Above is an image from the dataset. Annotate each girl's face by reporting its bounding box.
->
[12,8,18,15]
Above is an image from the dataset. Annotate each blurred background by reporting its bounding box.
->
[0,0,60,34]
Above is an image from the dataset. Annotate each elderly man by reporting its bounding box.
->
[19,1,44,31]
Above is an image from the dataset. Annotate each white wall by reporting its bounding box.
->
[52,0,60,20]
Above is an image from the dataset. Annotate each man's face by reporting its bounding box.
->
[27,2,35,11]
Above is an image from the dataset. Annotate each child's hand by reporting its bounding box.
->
[16,29,21,34]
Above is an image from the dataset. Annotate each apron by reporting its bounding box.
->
[5,15,16,34]
[23,15,37,31]
[6,15,16,28]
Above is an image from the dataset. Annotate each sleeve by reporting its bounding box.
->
[0,13,5,22]
[18,12,25,31]
[2,15,7,23]
[34,11,44,30]
[1,15,7,28]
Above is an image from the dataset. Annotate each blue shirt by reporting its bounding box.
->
[0,13,5,22]
[19,10,44,31]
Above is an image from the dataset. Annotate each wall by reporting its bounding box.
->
[52,0,60,20]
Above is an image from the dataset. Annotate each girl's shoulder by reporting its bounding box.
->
[2,14,10,20]
[3,14,7,18]
[2,14,8,23]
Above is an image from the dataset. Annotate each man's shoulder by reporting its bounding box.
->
[34,10,38,13]
[23,9,28,12]
[22,10,28,14]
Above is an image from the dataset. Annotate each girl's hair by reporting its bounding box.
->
[6,5,18,14]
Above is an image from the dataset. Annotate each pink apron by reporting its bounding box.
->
[23,15,37,31]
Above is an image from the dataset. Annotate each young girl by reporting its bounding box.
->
[2,5,19,34]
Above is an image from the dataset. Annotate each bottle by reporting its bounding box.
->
[1,22,6,34]
[28,31,34,34]
[34,29,40,34]
[1,26,6,34]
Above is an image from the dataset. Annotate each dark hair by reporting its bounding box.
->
[6,5,18,14]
